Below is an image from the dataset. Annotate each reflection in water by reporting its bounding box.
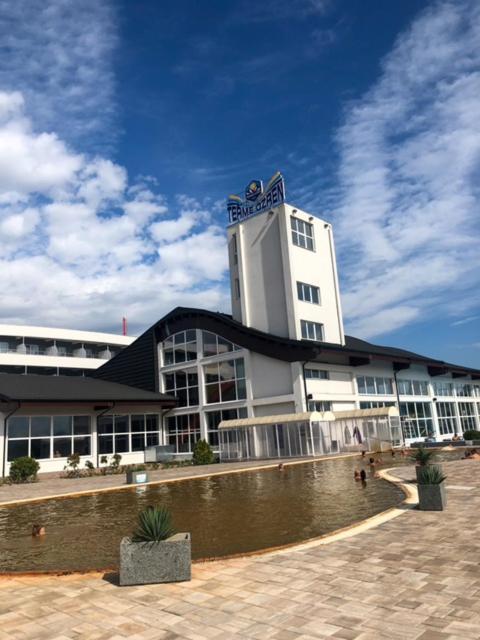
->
[0,452,461,573]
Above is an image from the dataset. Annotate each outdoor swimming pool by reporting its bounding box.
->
[0,452,462,573]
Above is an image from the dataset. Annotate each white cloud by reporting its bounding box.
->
[0,92,229,333]
[333,0,480,339]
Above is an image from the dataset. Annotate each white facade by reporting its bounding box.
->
[228,202,345,345]
[0,324,134,375]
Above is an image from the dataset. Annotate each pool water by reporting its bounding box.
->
[0,452,462,573]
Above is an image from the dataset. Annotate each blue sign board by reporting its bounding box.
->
[227,172,285,226]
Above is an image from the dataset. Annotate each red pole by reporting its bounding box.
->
[122,317,128,336]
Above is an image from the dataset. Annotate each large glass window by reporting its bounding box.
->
[167,413,201,453]
[433,381,454,397]
[456,383,473,397]
[162,330,197,366]
[357,376,394,395]
[297,281,320,304]
[300,320,324,341]
[400,402,433,439]
[436,402,457,435]
[397,379,429,396]
[202,331,240,357]
[291,217,314,250]
[97,414,159,455]
[458,402,477,432]
[205,407,248,447]
[307,400,332,412]
[7,415,91,462]
[164,368,198,407]
[204,358,246,404]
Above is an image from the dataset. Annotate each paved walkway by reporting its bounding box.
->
[1,459,480,640]
[0,457,335,506]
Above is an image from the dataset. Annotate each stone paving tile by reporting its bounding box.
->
[1,460,480,640]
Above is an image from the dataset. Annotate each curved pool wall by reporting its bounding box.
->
[0,451,462,573]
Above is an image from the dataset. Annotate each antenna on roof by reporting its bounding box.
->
[122,317,128,336]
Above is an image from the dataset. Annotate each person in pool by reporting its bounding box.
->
[32,524,45,537]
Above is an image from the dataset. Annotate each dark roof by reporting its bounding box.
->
[0,374,177,404]
[94,306,480,390]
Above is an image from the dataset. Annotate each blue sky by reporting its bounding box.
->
[0,0,478,368]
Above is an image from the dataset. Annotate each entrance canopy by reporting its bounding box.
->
[218,410,334,429]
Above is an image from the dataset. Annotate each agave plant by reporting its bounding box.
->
[417,465,446,485]
[132,506,175,542]
[409,445,436,466]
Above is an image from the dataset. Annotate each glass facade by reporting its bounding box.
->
[164,368,199,407]
[7,415,91,461]
[166,413,201,453]
[357,376,394,395]
[436,402,457,435]
[205,407,248,447]
[204,358,246,404]
[433,381,454,397]
[97,414,159,455]
[163,330,197,365]
[359,400,395,409]
[397,379,429,396]
[202,331,239,357]
[400,402,433,439]
[458,402,477,431]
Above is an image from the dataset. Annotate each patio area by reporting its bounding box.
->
[1,459,480,639]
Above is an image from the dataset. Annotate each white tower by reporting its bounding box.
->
[226,173,345,345]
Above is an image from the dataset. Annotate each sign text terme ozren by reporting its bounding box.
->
[227,172,285,226]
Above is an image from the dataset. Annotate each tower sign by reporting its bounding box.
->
[227,171,285,226]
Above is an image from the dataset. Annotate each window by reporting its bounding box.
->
[396,379,429,396]
[359,400,395,409]
[291,217,314,250]
[307,400,332,412]
[202,331,240,357]
[300,320,324,341]
[232,233,238,264]
[7,415,91,462]
[455,383,473,397]
[234,278,241,299]
[162,330,197,366]
[305,368,329,380]
[433,381,454,397]
[400,402,433,439]
[297,281,320,305]
[458,402,477,432]
[436,402,457,435]
[164,368,198,407]
[204,358,246,404]
[205,407,248,447]
[357,376,394,395]
[167,413,201,453]
[97,414,160,455]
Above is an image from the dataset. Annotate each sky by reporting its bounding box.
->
[0,0,479,367]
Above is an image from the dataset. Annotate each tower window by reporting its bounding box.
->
[291,217,314,251]
[300,320,324,341]
[234,278,241,299]
[297,281,320,304]
[232,233,238,264]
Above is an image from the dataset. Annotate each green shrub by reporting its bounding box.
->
[9,456,40,483]
[192,439,215,465]
[132,505,175,542]
[462,430,480,441]
[417,465,446,485]
[409,446,436,466]
[64,453,81,478]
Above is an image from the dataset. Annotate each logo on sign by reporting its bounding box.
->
[227,172,285,225]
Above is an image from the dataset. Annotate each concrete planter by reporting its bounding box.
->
[126,470,149,484]
[119,533,191,586]
[418,482,447,511]
[415,463,443,483]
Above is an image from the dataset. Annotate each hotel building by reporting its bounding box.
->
[0,173,479,473]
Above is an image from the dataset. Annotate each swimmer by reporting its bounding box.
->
[32,524,45,537]
[360,469,367,482]
[391,450,396,458]
[361,451,366,459]
[278,463,285,471]
[354,469,361,481]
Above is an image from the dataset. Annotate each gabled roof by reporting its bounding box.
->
[0,374,176,405]
[94,306,480,391]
